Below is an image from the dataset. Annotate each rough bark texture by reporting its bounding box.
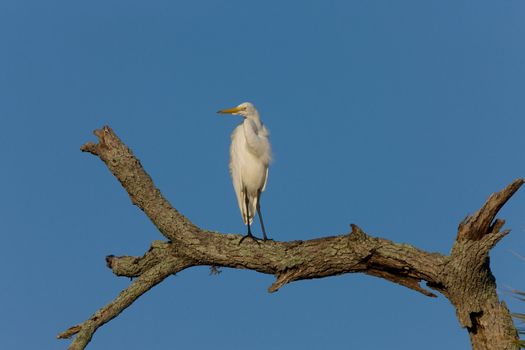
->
[58,126,522,350]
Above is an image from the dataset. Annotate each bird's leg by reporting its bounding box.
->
[244,189,253,236]
[247,215,252,236]
[239,189,260,245]
[256,189,269,241]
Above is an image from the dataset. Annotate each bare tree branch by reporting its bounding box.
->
[105,240,173,277]
[58,256,192,350]
[457,178,524,241]
[59,126,523,350]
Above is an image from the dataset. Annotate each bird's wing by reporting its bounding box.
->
[261,167,269,192]
[230,125,250,225]
[235,175,249,225]
[243,121,271,193]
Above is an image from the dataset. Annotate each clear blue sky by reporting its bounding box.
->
[2,1,525,349]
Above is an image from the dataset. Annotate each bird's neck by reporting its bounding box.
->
[245,112,262,128]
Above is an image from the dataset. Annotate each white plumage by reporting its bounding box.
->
[218,102,271,241]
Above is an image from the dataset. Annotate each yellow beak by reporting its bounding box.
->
[217,106,243,114]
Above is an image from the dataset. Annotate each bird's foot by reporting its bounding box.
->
[261,232,272,242]
[238,233,262,245]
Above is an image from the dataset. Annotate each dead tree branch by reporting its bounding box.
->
[58,256,192,350]
[59,126,523,350]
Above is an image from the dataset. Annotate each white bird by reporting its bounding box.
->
[218,102,272,242]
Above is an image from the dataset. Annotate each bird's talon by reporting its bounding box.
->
[238,234,261,246]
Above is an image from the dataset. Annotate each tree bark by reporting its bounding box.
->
[58,126,521,350]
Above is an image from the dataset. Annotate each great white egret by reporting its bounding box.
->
[218,102,272,242]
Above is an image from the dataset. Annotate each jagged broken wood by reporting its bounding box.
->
[58,126,523,350]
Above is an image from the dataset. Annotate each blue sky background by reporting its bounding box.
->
[2,1,525,349]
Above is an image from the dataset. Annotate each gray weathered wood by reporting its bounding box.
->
[58,126,522,350]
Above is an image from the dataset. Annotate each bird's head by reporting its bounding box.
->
[217,102,258,119]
